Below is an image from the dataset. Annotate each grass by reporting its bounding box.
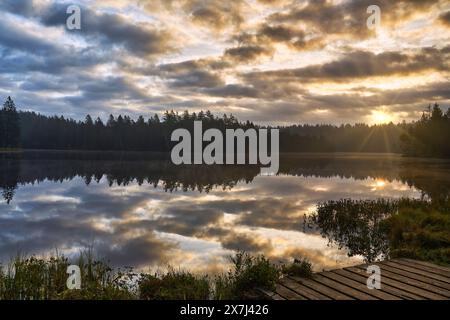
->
[213,251,280,300]
[0,250,310,300]
[381,202,450,266]
[139,269,210,300]
[0,251,136,300]
[312,198,450,266]
[281,258,313,278]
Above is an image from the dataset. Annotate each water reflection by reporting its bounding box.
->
[0,152,449,272]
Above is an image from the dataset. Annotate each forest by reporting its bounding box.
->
[400,103,450,158]
[0,97,449,157]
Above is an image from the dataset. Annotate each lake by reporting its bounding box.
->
[1,151,449,273]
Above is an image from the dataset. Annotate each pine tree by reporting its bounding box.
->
[2,97,20,148]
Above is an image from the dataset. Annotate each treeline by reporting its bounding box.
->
[280,122,404,153]
[18,110,403,153]
[1,97,449,156]
[19,109,257,151]
[400,103,450,158]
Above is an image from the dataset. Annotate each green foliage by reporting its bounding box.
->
[281,258,313,278]
[139,269,210,300]
[311,198,450,266]
[400,103,450,158]
[0,251,284,300]
[0,255,68,300]
[214,251,280,300]
[381,200,450,266]
[0,252,136,300]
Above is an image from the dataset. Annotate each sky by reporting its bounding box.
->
[0,0,449,125]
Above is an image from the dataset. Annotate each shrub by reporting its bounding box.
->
[139,269,210,300]
[382,202,450,266]
[281,258,313,278]
[214,251,280,300]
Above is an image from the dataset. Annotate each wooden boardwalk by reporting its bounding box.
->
[259,258,450,300]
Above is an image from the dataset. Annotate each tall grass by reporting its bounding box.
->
[139,269,210,300]
[382,201,450,265]
[0,251,136,300]
[214,251,280,300]
[0,251,307,300]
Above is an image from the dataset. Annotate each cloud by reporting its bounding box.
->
[203,84,259,98]
[243,48,449,82]
[439,11,450,27]
[0,0,448,124]
[0,19,58,56]
[225,45,274,62]
[140,0,248,31]
[0,0,35,16]
[1,0,178,57]
[221,232,273,253]
[269,0,441,39]
[167,70,224,88]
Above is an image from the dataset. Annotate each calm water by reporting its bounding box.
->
[1,152,449,273]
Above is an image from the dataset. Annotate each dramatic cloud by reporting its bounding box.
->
[244,48,450,82]
[0,0,449,124]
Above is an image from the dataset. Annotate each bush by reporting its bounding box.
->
[139,269,210,300]
[214,251,280,300]
[281,258,313,278]
[382,202,450,266]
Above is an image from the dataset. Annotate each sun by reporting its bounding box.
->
[370,110,394,124]
[371,179,387,191]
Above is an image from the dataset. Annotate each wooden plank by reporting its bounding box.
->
[271,259,450,300]
[333,269,423,300]
[382,261,450,284]
[280,277,331,300]
[290,276,354,300]
[375,263,450,291]
[399,259,450,275]
[345,266,447,300]
[269,293,286,300]
[273,294,286,300]
[312,274,378,300]
[274,283,308,300]
[392,259,450,278]
[320,271,400,300]
[256,287,286,300]
[355,265,450,298]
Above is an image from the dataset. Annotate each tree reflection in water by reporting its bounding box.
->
[0,151,449,263]
[310,199,395,262]
[2,152,449,202]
